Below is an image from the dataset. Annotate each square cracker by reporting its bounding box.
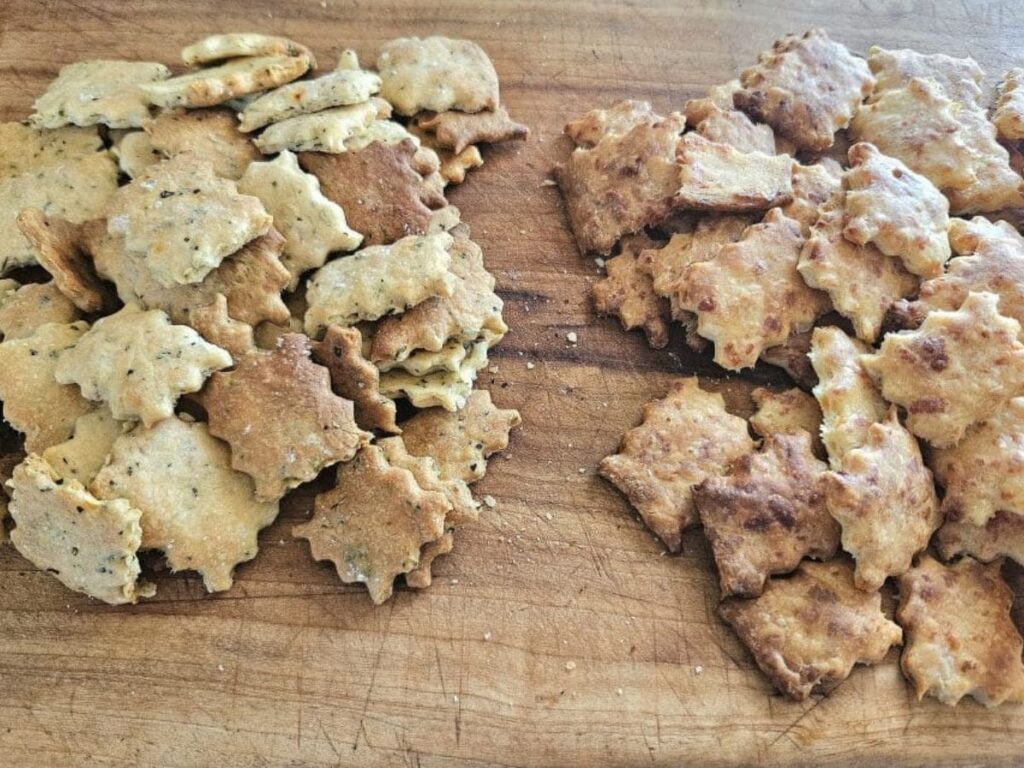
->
[31,60,171,129]
[141,55,311,109]
[238,68,382,132]
[144,107,260,180]
[674,133,793,212]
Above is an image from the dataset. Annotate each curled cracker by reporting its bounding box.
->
[311,325,399,434]
[674,133,794,212]
[405,532,455,589]
[416,106,529,154]
[238,68,382,132]
[141,55,311,109]
[143,107,260,180]
[181,33,315,68]
[592,233,671,348]
[378,335,492,411]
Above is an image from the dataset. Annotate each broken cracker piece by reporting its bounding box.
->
[936,512,1024,566]
[415,106,529,154]
[188,294,256,359]
[994,68,1024,141]
[0,282,81,342]
[563,99,660,148]
[181,33,315,68]
[238,68,382,132]
[674,133,793,212]
[781,160,842,235]
[685,101,776,155]
[141,55,311,109]
[867,46,984,107]
[144,107,260,180]
[111,130,160,178]
[42,407,126,485]
[749,386,824,458]
[592,233,671,348]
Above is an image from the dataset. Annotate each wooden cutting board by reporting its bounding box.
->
[2,1,1023,765]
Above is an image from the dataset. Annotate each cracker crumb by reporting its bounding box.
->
[541,178,557,187]
[483,631,492,641]
[450,578,459,585]
[566,332,578,344]
[578,467,586,474]
[483,494,497,508]
[218,664,225,672]
[595,257,606,268]
[526,361,536,370]
[545,512,553,520]
[565,660,576,671]
[694,665,704,675]
[616,687,624,696]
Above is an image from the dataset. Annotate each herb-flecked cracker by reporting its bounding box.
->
[0,282,81,342]
[31,60,171,129]
[377,435,478,526]
[144,107,260,180]
[140,55,311,110]
[253,99,386,154]
[238,68,383,132]
[378,335,491,411]
[42,407,126,485]
[181,33,315,68]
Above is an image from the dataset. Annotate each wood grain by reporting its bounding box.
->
[2,1,1024,766]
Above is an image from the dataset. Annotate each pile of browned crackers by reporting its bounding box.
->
[557,29,1024,706]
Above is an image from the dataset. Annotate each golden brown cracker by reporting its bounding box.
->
[404,532,455,589]
[749,386,824,458]
[415,106,529,154]
[781,160,841,235]
[936,512,1024,566]
[238,68,382,132]
[685,101,776,155]
[144,107,260,180]
[181,33,315,68]
[563,99,659,147]
[674,133,794,212]
[591,233,671,349]
[377,436,478,527]
[0,282,81,342]
[253,99,387,154]
[994,68,1024,141]
[141,55,311,109]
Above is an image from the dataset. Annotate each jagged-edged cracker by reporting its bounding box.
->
[42,407,126,485]
[294,444,448,603]
[0,322,93,452]
[798,190,917,342]
[376,36,499,116]
[311,324,399,433]
[111,130,160,178]
[238,150,361,290]
[761,328,817,389]
[861,292,1024,448]
[304,232,455,334]
[239,68,382,132]
[299,137,447,246]
[943,108,1024,215]
[141,55,311,109]
[824,408,940,591]
[415,106,528,154]
[436,144,483,185]
[592,233,671,348]
[181,33,315,68]
[203,333,368,501]
[187,293,255,360]
[694,432,838,598]
[599,378,753,552]
[109,152,271,287]
[936,512,1024,566]
[400,389,520,484]
[0,282,80,342]
[749,386,824,458]
[92,417,278,593]
[734,29,874,152]
[405,532,454,589]
[379,334,491,411]
[842,142,951,278]
[379,337,469,376]
[675,133,793,212]
[781,160,841,234]
[867,46,983,106]
[555,111,685,254]
[685,101,775,155]
[31,60,170,129]
[898,555,1024,707]
[143,107,259,180]
[929,397,1024,525]
[564,99,660,147]
[994,68,1024,141]
[809,326,888,468]
[10,454,144,604]
[377,436,478,526]
[679,209,828,371]
[253,98,387,154]
[720,558,902,700]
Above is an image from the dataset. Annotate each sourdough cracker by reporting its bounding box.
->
[144,107,260,180]
[942,109,1024,215]
[994,68,1024,141]
[239,68,382,132]
[415,106,528,154]
[436,145,483,185]
[564,99,660,147]
[378,335,491,411]
[685,101,775,155]
[867,47,984,106]
[749,386,824,458]
[591,233,671,349]
[937,512,1024,565]
[674,133,794,212]
[141,55,311,109]
[42,407,126,485]
[405,532,454,589]
[112,130,160,178]
[31,60,170,129]
[782,160,841,234]
[0,122,104,175]
[377,436,478,526]
[0,282,81,342]
[10,454,144,604]
[181,33,315,68]
[599,378,753,552]
[311,325,399,433]
[253,99,385,154]
[188,293,256,359]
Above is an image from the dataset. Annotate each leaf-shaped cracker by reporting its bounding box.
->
[203,333,368,501]
[994,68,1024,141]
[304,232,455,334]
[143,107,260,180]
[679,209,828,371]
[674,133,793,212]
[929,397,1024,525]
[400,389,521,484]
[42,407,126,485]
[898,555,1024,707]
[254,99,388,154]
[720,559,902,701]
[377,436,478,526]
[30,60,171,129]
[842,142,951,278]
[936,512,1024,566]
[405,532,454,589]
[55,304,231,427]
[435,145,483,185]
[16,209,115,313]
[555,110,685,255]
[0,322,93,452]
[861,292,1024,448]
[797,191,917,342]
[377,36,499,116]
[188,293,256,360]
[823,408,940,591]
[378,334,492,411]
[181,33,315,68]
[239,69,383,132]
[10,454,144,605]
[563,99,659,148]
[734,29,874,152]
[599,378,753,553]
[694,433,838,598]
[684,100,776,155]
[809,327,887,469]
[592,233,671,349]
[781,160,841,234]
[415,106,529,154]
[238,151,362,290]
[109,152,272,288]
[749,386,824,458]
[141,55,311,109]
[942,109,1024,215]
[298,138,446,246]
[92,417,279,593]
[311,325,399,433]
[294,444,449,604]
[0,282,80,342]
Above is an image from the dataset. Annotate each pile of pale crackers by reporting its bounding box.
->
[557,29,1024,706]
[0,32,526,606]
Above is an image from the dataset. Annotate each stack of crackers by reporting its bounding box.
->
[557,29,1024,706]
[0,32,526,606]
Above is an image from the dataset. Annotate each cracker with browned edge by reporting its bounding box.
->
[761,328,817,390]
[592,233,671,349]
[735,29,874,152]
[563,99,660,148]
[994,68,1024,141]
[861,292,1024,448]
[188,293,256,359]
[685,100,775,155]
[675,133,793,212]
[898,555,1024,707]
[239,68,382,132]
[42,407,126,485]
[181,33,315,68]
[0,282,80,342]
[416,106,528,154]
[599,378,753,553]
[695,433,838,598]
[720,559,902,701]
[203,334,368,501]
[750,386,824,458]
[254,99,388,155]
[377,436,478,527]
[782,160,841,235]
[937,512,1024,566]
[144,107,260,180]
[92,417,278,593]
[405,532,455,589]
[10,454,144,604]
[294,444,449,604]
[31,60,170,129]
[141,55,311,109]
[311,325,399,434]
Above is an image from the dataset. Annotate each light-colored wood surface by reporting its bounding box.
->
[2,2,1024,766]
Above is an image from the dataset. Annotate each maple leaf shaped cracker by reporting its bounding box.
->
[824,408,940,591]
[294,444,449,604]
[929,397,1024,525]
[679,208,829,371]
[749,386,824,459]
[253,99,386,155]
[734,29,874,152]
[937,512,1024,566]
[694,432,838,598]
[898,555,1024,707]
[311,324,399,434]
[92,416,278,593]
[416,106,529,154]
[203,333,368,501]
[674,133,793,212]
[377,436,478,527]
[719,558,902,701]
[238,68,382,132]
[861,292,1024,448]
[143,107,260,181]
[55,304,231,427]
[867,47,984,106]
[599,378,753,553]
[994,68,1024,141]
[842,142,951,278]
[0,281,80,342]
[405,532,455,590]
[592,233,671,349]
[684,99,776,155]
[781,160,841,235]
